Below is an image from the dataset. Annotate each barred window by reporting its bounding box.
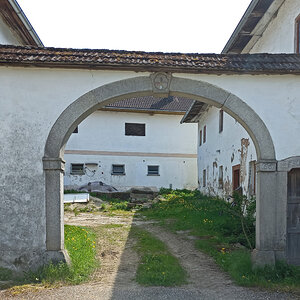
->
[71,163,84,175]
[147,165,159,175]
[112,164,125,175]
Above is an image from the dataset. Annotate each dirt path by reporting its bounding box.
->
[1,212,297,300]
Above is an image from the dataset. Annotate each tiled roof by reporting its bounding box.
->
[104,96,194,112]
[1,44,300,74]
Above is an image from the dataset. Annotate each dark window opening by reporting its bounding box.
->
[71,163,84,175]
[125,123,145,136]
[148,165,159,175]
[219,110,224,133]
[199,130,202,146]
[296,15,300,53]
[73,126,78,133]
[203,125,207,143]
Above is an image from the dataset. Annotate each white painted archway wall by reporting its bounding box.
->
[1,67,299,270]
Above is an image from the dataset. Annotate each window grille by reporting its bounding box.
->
[71,163,84,175]
[148,165,159,175]
[112,164,125,175]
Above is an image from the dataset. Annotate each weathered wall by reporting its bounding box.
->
[249,0,300,53]
[178,73,300,161]
[64,110,198,190]
[0,66,299,270]
[0,15,22,45]
[196,106,256,197]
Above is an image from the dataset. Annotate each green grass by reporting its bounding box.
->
[141,189,300,293]
[132,226,186,286]
[24,225,98,285]
[142,189,255,248]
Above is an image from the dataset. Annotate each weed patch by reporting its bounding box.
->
[132,226,186,286]
[24,225,98,285]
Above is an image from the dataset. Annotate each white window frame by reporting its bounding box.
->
[71,163,85,175]
[112,164,125,175]
[147,165,159,176]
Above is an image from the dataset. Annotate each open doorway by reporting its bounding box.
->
[43,75,278,268]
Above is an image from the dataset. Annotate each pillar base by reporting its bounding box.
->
[45,250,71,265]
[251,249,275,268]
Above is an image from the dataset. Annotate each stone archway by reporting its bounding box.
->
[43,74,279,266]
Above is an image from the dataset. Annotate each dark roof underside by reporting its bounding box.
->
[222,0,274,54]
[1,44,300,74]
[105,96,194,112]
[0,1,42,46]
[181,101,207,123]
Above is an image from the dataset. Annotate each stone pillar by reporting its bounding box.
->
[252,160,278,266]
[43,157,70,263]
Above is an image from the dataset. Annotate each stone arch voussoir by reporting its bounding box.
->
[44,75,275,161]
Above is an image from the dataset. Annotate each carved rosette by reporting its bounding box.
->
[150,72,172,96]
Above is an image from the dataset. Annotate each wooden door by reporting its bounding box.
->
[232,164,240,192]
[287,168,300,265]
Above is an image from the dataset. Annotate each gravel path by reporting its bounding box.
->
[1,213,298,300]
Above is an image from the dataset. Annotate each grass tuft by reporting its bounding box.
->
[24,225,98,285]
[132,226,186,286]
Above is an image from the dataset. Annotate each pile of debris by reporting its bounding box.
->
[65,181,160,210]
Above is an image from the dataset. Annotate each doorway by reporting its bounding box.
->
[232,164,241,192]
[287,168,300,265]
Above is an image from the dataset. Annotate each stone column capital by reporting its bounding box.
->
[256,160,277,172]
[43,157,65,171]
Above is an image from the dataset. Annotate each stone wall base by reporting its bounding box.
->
[251,249,275,267]
[0,249,70,274]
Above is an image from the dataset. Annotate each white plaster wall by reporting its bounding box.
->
[64,110,198,189]
[0,16,22,45]
[1,66,299,269]
[197,106,256,197]
[249,0,300,53]
[175,73,300,161]
[66,110,197,154]
[64,154,197,190]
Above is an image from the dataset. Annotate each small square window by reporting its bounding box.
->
[112,164,125,175]
[71,163,84,175]
[147,165,159,176]
[125,123,145,136]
